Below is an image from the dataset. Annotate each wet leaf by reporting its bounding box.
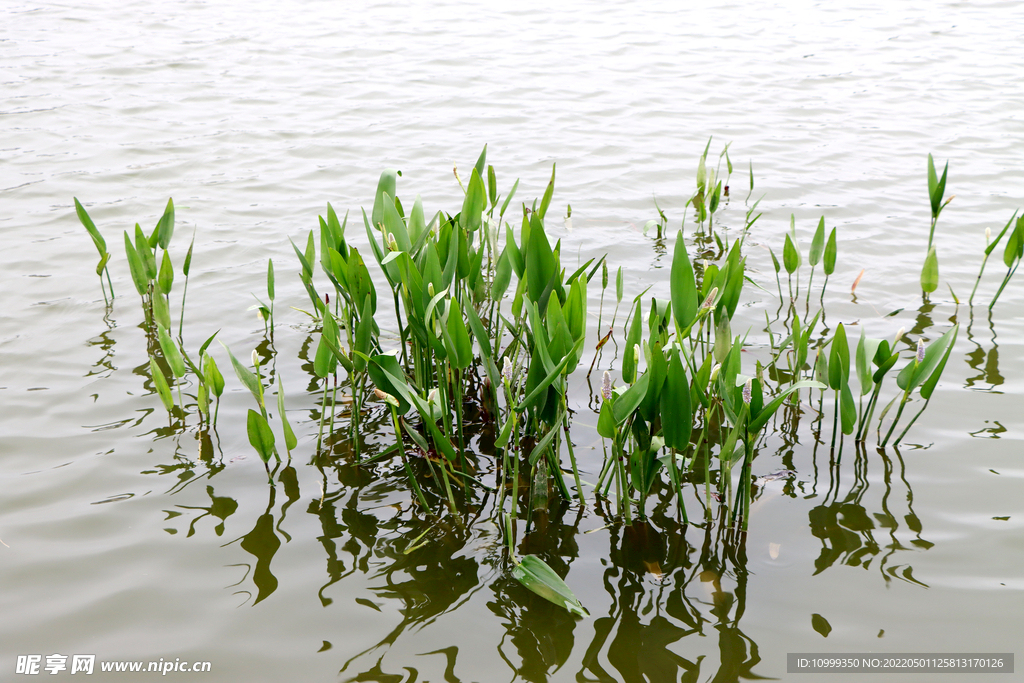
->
[512,555,589,617]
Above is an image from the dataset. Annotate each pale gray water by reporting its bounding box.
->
[3,1,1024,681]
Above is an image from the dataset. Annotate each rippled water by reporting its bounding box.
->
[3,0,1024,681]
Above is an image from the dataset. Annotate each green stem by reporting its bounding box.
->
[968,251,990,306]
[989,261,1020,310]
[393,407,429,510]
[894,398,931,446]
[881,391,911,447]
[562,400,585,507]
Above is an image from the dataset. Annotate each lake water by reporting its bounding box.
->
[3,0,1023,681]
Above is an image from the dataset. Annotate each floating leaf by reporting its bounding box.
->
[512,555,589,617]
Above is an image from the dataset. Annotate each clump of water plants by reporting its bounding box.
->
[75,146,1011,615]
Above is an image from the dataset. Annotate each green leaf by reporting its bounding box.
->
[154,198,175,250]
[596,399,616,439]
[202,353,224,397]
[514,336,585,413]
[156,323,186,378]
[927,155,948,219]
[366,353,412,415]
[512,554,588,617]
[276,376,297,452]
[123,231,148,296]
[494,411,516,449]
[463,296,493,360]
[371,169,399,232]
[151,290,171,329]
[855,330,883,397]
[222,343,263,406]
[313,330,336,380]
[537,163,556,220]
[461,168,487,233]
[747,380,826,435]
[927,153,938,216]
[267,258,275,302]
[95,252,111,277]
[809,216,825,267]
[353,296,375,372]
[840,381,856,434]
[382,191,413,252]
[499,178,519,218]
[921,246,939,293]
[527,414,563,466]
[660,350,692,450]
[246,409,276,463]
[897,326,959,393]
[487,164,498,207]
[446,305,473,371]
[670,230,699,332]
[157,249,174,295]
[149,359,174,412]
[823,227,838,276]
[616,266,624,303]
[622,300,643,383]
[183,236,194,277]
[135,224,157,281]
[920,325,959,399]
[491,246,513,301]
[473,144,487,183]
[611,371,651,426]
[783,232,800,275]
[525,213,556,310]
[74,198,107,257]
[828,323,849,391]
[1004,217,1023,268]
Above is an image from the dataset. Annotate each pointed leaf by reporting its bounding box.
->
[512,555,588,617]
[246,409,276,463]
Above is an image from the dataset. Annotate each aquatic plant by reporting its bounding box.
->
[75,143,1009,615]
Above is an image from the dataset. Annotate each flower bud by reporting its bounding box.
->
[387,232,398,251]
[374,388,399,407]
[428,282,435,297]
[701,287,719,310]
[633,343,641,369]
[893,326,905,347]
[602,370,613,400]
[986,227,992,245]
[502,357,513,382]
[743,378,752,405]
[915,339,925,363]
[251,349,259,368]
[710,363,721,382]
